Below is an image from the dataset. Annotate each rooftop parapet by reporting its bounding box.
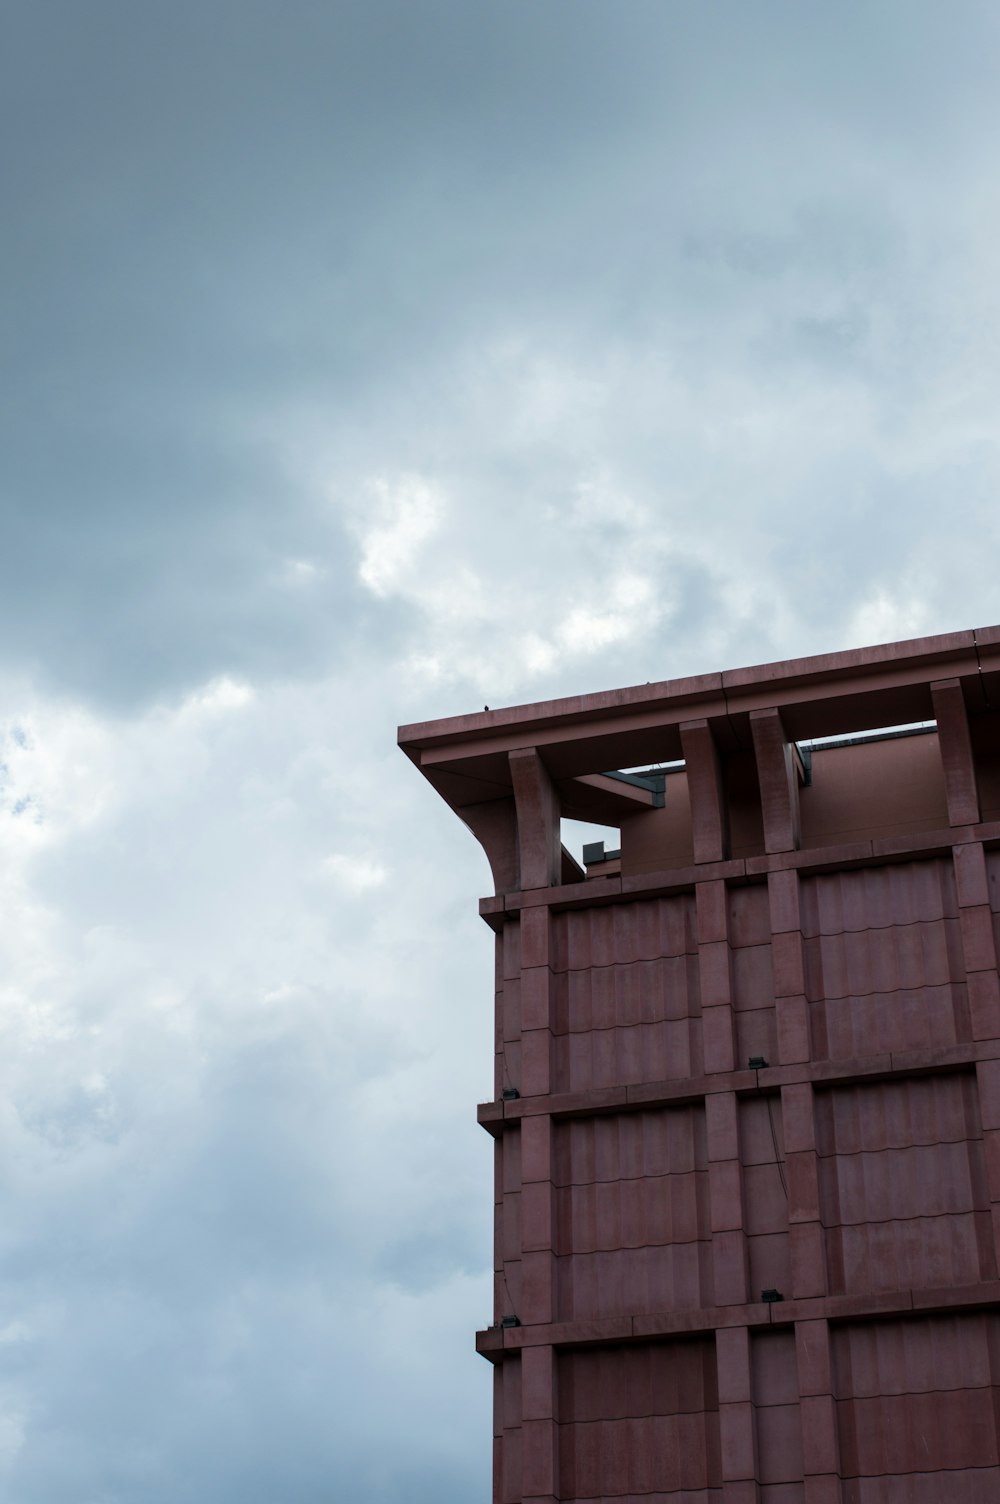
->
[400,626,1000,892]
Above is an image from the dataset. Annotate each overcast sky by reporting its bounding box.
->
[2,2,1000,1499]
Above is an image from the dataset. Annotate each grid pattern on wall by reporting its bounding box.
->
[400,628,1000,1504]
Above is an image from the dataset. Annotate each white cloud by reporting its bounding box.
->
[354,475,446,598]
[180,676,256,717]
[0,659,496,1498]
[6,4,1000,1499]
[321,852,388,891]
[0,706,117,846]
[0,1398,27,1467]
[282,558,322,585]
[846,588,932,648]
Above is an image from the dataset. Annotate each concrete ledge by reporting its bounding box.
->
[474,1280,1000,1361]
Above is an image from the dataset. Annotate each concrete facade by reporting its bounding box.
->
[399,626,1000,1502]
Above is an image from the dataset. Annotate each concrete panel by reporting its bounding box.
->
[404,626,1000,1501]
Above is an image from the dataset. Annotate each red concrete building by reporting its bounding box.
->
[399,627,1000,1503]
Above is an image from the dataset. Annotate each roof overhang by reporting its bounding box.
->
[399,626,1000,817]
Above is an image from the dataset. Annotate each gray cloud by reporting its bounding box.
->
[5,1,999,709]
[2,3,1000,1500]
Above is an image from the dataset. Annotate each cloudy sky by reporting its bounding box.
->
[2,1,1000,1498]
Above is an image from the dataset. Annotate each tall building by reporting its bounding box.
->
[399,627,1000,1503]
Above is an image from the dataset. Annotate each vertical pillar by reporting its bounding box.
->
[498,915,522,1098]
[492,1365,503,1504]
[768,869,811,1065]
[519,1111,556,1327]
[782,1082,827,1300]
[698,879,736,1074]
[751,708,800,854]
[498,1129,522,1326]
[518,907,554,1099]
[985,1307,1000,1490]
[716,1326,759,1502]
[963,849,1000,1281]
[795,1318,843,1503]
[681,717,729,863]
[976,1058,1000,1279]
[518,911,557,1326]
[519,1038,558,1498]
[931,678,980,827]
[510,748,562,890]
[494,1139,505,1323]
[954,841,1000,1041]
[461,795,520,894]
[707,1091,750,1306]
[498,1356,522,1504]
[520,1344,558,1504]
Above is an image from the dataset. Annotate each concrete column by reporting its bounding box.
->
[492,1365,502,1504]
[519,1345,558,1504]
[768,869,811,1065]
[795,1318,843,1503]
[519,1112,556,1326]
[932,678,980,826]
[461,795,519,894]
[985,1313,1000,1490]
[497,1356,522,1504]
[518,906,554,1098]
[497,915,522,1098]
[954,841,1000,1041]
[681,717,729,863]
[717,1325,759,1502]
[517,905,557,1326]
[976,1058,1000,1278]
[510,748,562,890]
[751,708,800,854]
[698,879,736,1074]
[497,1129,522,1326]
[707,1091,750,1306]
[782,1082,827,1300]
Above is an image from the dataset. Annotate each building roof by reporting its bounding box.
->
[399,625,1000,817]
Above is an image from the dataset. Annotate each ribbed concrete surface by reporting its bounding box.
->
[403,628,1000,1503]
